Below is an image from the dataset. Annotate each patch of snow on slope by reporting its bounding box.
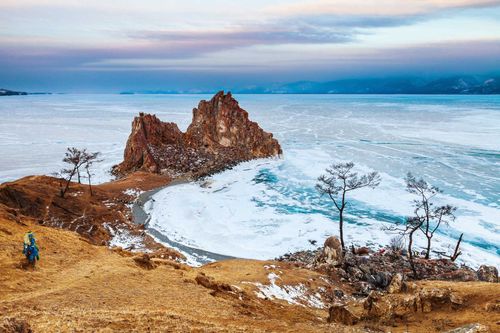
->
[254,272,325,309]
[104,223,150,252]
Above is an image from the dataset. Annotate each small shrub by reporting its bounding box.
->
[389,236,404,252]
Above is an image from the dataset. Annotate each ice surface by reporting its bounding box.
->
[1,94,499,267]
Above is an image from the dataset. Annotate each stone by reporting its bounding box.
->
[327,302,362,325]
[484,301,500,312]
[355,247,370,255]
[476,265,498,283]
[320,236,343,266]
[418,287,464,312]
[113,92,282,177]
[132,253,157,270]
[443,323,490,333]
[0,318,33,333]
[372,271,392,288]
[387,273,403,294]
[195,273,236,295]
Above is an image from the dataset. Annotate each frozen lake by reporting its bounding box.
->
[1,94,499,267]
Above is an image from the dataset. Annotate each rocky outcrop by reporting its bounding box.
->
[113,91,282,178]
[279,238,494,296]
[114,114,184,174]
[328,286,466,326]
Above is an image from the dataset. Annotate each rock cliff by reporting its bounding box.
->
[113,91,282,177]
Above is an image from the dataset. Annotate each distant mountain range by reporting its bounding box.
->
[0,89,28,96]
[4,75,500,96]
[0,89,53,96]
[235,76,500,94]
[121,76,500,95]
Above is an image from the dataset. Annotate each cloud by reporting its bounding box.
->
[267,0,500,17]
[1,0,500,90]
[129,25,354,46]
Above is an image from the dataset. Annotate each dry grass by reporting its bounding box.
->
[0,213,358,332]
[1,206,498,332]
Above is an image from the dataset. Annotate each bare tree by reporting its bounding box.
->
[58,148,86,197]
[316,162,381,250]
[82,151,102,196]
[450,233,463,262]
[405,173,456,259]
[433,233,464,262]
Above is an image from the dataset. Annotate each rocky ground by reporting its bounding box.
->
[1,208,499,333]
[277,240,498,293]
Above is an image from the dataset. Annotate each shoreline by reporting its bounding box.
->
[132,178,236,264]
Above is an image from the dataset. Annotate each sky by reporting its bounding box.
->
[1,0,500,92]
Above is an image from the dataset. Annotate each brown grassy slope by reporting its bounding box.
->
[1,200,498,332]
[0,212,360,332]
[0,173,175,251]
[2,213,499,333]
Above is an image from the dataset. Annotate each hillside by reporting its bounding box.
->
[0,210,352,332]
[1,191,499,332]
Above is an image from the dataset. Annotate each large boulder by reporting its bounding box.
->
[319,236,343,266]
[476,265,498,283]
[113,92,282,177]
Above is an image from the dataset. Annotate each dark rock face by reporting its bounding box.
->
[113,91,282,178]
[113,113,184,174]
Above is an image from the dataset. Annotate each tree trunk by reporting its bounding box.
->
[62,174,73,198]
[88,177,93,196]
[77,169,81,184]
[408,228,418,278]
[339,208,345,250]
[451,233,463,262]
[425,236,431,259]
[61,166,77,198]
[408,231,413,261]
[87,169,93,196]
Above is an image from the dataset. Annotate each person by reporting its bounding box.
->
[23,231,39,266]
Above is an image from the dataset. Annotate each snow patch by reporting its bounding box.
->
[253,272,325,309]
[104,223,149,252]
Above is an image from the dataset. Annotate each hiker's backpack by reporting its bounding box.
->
[23,231,39,262]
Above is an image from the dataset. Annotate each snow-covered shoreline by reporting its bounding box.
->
[142,157,499,269]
